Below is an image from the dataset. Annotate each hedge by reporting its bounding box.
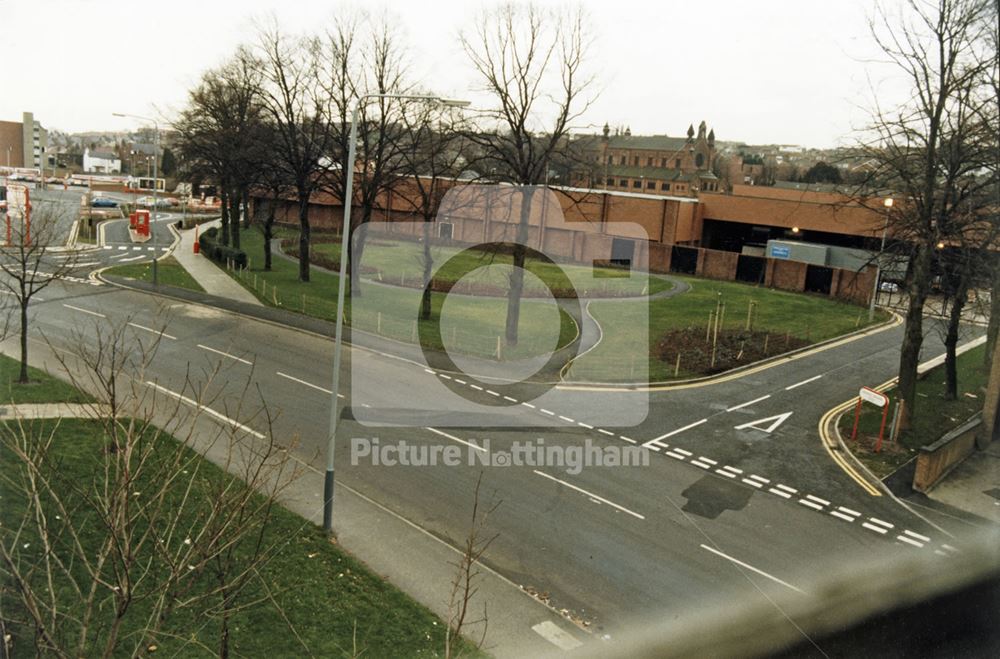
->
[199,227,248,269]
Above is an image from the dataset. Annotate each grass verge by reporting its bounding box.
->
[105,255,205,292]
[568,275,888,381]
[0,353,93,404]
[837,344,989,478]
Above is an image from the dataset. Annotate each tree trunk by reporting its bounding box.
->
[421,220,433,321]
[943,276,969,400]
[986,257,1000,368]
[264,204,274,272]
[220,188,231,247]
[298,191,311,282]
[18,301,29,384]
[229,191,241,250]
[241,187,251,230]
[504,187,534,346]
[897,244,932,428]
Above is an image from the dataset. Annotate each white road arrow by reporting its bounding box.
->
[734,411,793,434]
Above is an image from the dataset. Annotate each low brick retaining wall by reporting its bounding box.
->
[913,414,981,492]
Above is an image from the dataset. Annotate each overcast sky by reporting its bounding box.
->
[3,0,908,148]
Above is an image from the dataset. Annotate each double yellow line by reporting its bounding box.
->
[817,377,897,496]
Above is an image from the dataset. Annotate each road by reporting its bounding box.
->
[10,257,990,650]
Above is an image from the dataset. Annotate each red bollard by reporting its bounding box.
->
[193,224,200,254]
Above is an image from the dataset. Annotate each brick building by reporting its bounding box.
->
[0,112,47,170]
[578,121,721,196]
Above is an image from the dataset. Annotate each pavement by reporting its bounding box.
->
[919,438,1000,524]
[171,219,262,306]
[0,403,111,419]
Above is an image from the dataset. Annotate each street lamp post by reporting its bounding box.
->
[323,93,469,534]
[113,112,159,286]
[869,197,893,321]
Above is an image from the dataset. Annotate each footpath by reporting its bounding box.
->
[104,227,588,657]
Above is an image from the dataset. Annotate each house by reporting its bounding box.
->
[83,148,122,174]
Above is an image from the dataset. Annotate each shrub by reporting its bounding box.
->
[199,227,247,269]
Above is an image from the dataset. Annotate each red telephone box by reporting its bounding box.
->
[130,209,151,237]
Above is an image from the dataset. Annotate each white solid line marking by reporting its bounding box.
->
[521,402,536,409]
[837,506,861,517]
[665,450,686,460]
[699,457,718,465]
[63,304,106,318]
[700,544,805,594]
[559,415,574,423]
[674,448,692,456]
[276,371,334,395]
[117,254,145,262]
[540,408,554,416]
[805,494,831,506]
[531,621,582,651]
[426,427,487,453]
[786,374,822,390]
[715,469,736,478]
[646,418,708,444]
[439,374,452,380]
[503,396,518,403]
[117,246,128,250]
[775,484,797,493]
[619,435,636,444]
[692,461,712,469]
[869,517,893,528]
[719,466,743,474]
[470,384,483,391]
[577,422,594,430]
[454,379,466,385]
[830,511,856,522]
[863,523,888,534]
[485,390,500,397]
[742,478,763,487]
[533,470,645,520]
[597,428,614,436]
[903,530,931,542]
[127,322,176,340]
[769,488,792,498]
[647,445,661,451]
[942,544,957,552]
[146,381,263,438]
[424,368,435,374]
[197,344,253,365]
[897,535,924,548]
[799,499,824,511]
[748,474,770,483]
[75,261,101,267]
[726,394,771,412]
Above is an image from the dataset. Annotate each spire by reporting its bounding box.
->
[624,126,631,137]
[602,122,610,138]
[708,128,715,146]
[698,121,707,139]
[687,124,695,140]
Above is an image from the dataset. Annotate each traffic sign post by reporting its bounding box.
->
[5,183,30,247]
[850,386,890,452]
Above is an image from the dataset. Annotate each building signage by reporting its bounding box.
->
[770,245,791,259]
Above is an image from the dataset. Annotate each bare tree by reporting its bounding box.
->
[318,10,414,297]
[0,319,303,656]
[460,2,594,345]
[445,473,499,659]
[393,102,471,320]
[0,198,79,384]
[857,0,996,426]
[254,24,338,283]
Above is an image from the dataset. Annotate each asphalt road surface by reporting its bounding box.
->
[10,269,990,645]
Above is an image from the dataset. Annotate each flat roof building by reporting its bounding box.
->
[0,112,48,170]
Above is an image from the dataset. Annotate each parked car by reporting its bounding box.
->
[136,196,173,208]
[91,197,119,208]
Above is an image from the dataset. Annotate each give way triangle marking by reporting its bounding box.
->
[734,411,793,434]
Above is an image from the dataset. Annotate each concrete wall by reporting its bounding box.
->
[913,416,981,493]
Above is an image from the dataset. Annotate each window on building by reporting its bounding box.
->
[646,181,655,189]
[661,182,670,190]
[675,158,681,168]
[606,177,615,186]
[620,156,627,165]
[633,156,639,166]
[660,158,667,167]
[619,179,628,187]
[696,152,705,168]
[632,180,641,188]
[607,155,613,164]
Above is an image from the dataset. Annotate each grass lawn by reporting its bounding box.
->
[105,255,205,292]
[1,420,479,657]
[278,226,671,297]
[838,344,989,478]
[0,353,93,404]
[234,228,577,359]
[568,275,887,382]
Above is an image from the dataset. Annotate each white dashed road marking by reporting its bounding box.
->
[533,469,645,520]
[63,304,105,318]
[700,544,806,594]
[726,395,771,412]
[197,344,253,366]
[127,322,176,340]
[786,374,822,390]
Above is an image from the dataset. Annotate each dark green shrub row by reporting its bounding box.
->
[199,227,248,269]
